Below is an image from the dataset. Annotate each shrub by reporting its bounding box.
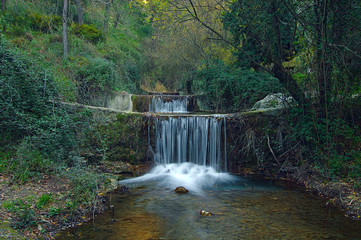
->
[287,105,361,180]
[71,23,104,43]
[77,57,129,103]
[28,13,62,32]
[0,37,77,173]
[192,60,283,112]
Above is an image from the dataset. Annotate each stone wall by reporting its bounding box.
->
[62,101,287,173]
[89,92,133,111]
[226,110,287,174]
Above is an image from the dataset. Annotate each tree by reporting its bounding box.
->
[103,0,111,34]
[222,0,306,104]
[142,0,235,91]
[74,0,84,24]
[62,0,69,58]
[148,0,306,104]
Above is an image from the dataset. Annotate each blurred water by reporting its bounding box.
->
[119,163,236,195]
[149,96,188,113]
[57,166,361,240]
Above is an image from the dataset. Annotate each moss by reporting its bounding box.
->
[131,95,152,112]
[96,113,150,164]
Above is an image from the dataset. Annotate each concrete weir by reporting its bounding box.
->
[86,91,198,113]
[61,94,285,174]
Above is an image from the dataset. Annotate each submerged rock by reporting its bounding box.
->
[200,209,214,216]
[175,186,189,193]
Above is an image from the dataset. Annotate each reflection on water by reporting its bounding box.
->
[57,165,361,240]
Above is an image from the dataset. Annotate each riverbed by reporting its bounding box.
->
[57,165,361,240]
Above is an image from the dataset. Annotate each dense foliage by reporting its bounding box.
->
[0,0,150,104]
[0,37,75,162]
[193,61,283,112]
[145,0,361,181]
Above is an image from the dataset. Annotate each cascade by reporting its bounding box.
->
[153,116,227,172]
[120,95,231,194]
[149,96,188,113]
[149,95,228,172]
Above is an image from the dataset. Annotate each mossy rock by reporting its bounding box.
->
[94,113,150,165]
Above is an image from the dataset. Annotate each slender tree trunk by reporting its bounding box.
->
[103,0,110,34]
[74,0,84,25]
[314,0,331,109]
[62,0,69,59]
[270,0,306,106]
[1,0,6,12]
[114,11,121,29]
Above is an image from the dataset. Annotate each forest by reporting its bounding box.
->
[0,0,361,238]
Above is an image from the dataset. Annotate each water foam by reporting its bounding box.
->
[119,163,236,195]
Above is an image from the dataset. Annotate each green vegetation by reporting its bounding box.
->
[193,60,283,112]
[0,1,149,237]
[94,113,148,164]
[3,199,37,229]
[146,0,361,184]
[0,0,361,238]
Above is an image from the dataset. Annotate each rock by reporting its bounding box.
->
[102,161,135,175]
[175,186,188,193]
[251,93,295,114]
[200,209,214,216]
[105,178,119,192]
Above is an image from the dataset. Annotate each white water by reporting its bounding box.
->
[119,162,236,195]
[119,96,233,194]
[149,96,188,113]
[153,116,227,172]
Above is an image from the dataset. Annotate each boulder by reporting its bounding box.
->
[175,186,189,193]
[251,93,294,111]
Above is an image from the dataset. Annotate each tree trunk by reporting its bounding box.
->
[114,11,121,29]
[74,0,84,25]
[270,1,306,106]
[273,63,305,105]
[314,0,331,109]
[62,0,69,59]
[103,0,110,34]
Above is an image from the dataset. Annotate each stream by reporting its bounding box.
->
[57,166,361,239]
[57,95,361,239]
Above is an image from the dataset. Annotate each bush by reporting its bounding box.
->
[71,23,104,43]
[192,60,283,112]
[0,36,57,145]
[76,57,135,103]
[0,37,78,172]
[287,106,361,180]
[28,13,62,32]
[61,168,107,212]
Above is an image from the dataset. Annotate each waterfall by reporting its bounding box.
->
[120,96,231,194]
[149,96,188,113]
[153,116,227,172]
